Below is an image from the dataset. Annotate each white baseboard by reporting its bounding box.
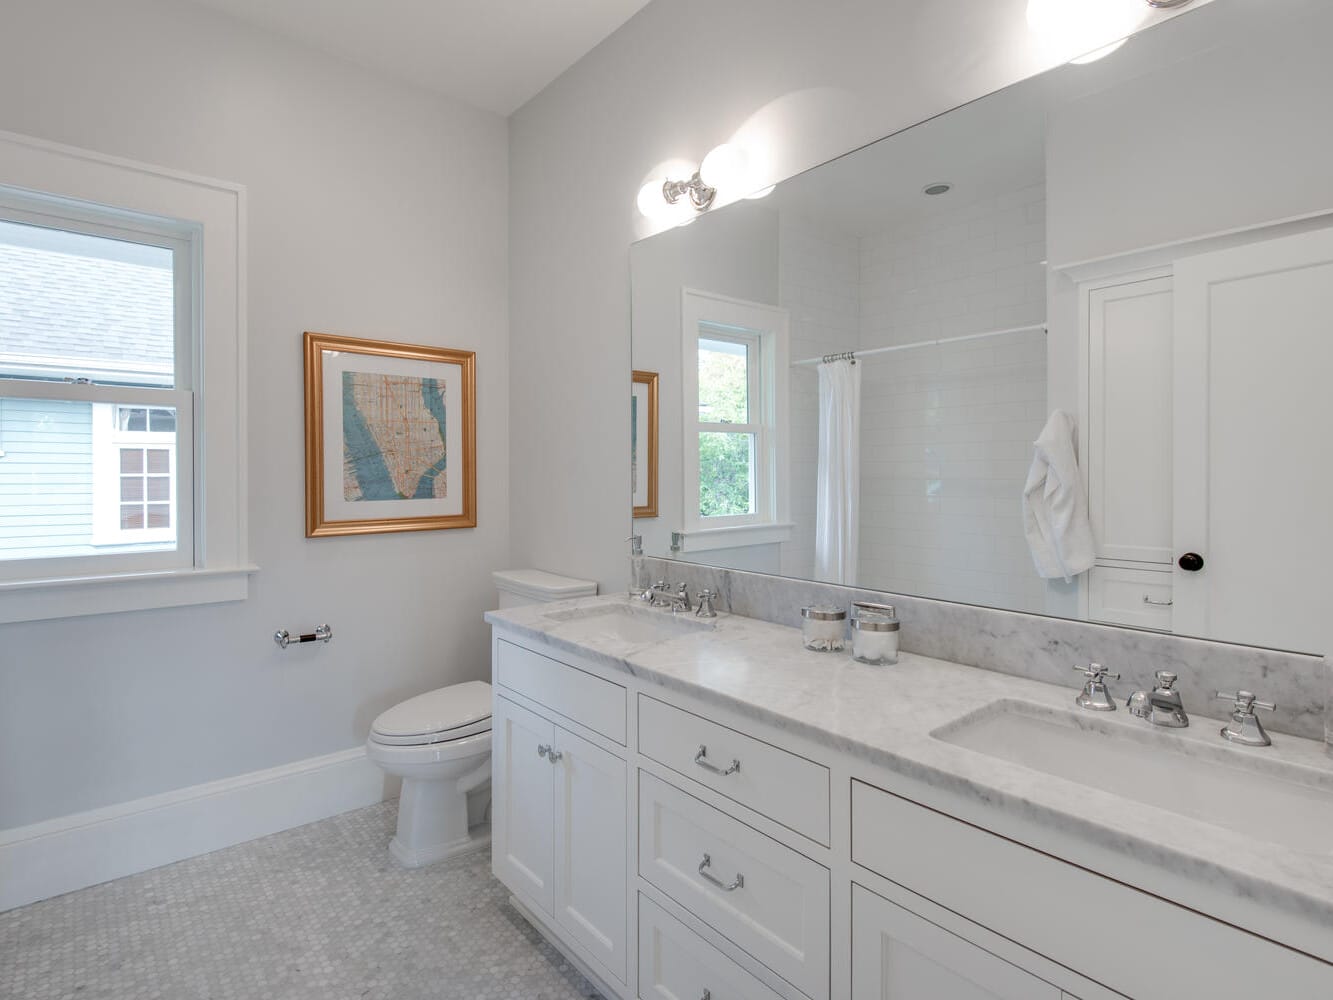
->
[0,746,387,912]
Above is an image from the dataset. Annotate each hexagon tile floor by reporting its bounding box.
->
[0,800,603,1000]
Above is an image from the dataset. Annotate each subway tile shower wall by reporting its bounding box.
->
[779,184,1048,608]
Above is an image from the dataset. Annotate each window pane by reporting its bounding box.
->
[0,398,176,559]
[149,408,176,432]
[146,449,170,474]
[118,407,148,432]
[0,220,175,387]
[699,431,755,517]
[698,337,749,424]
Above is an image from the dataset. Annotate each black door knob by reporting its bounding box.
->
[1178,552,1205,572]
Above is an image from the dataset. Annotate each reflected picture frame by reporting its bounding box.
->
[631,369,659,518]
[304,331,476,537]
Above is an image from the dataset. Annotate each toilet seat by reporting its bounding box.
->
[370,680,492,747]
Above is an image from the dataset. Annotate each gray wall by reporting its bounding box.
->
[0,0,509,829]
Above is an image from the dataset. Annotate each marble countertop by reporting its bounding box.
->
[485,595,1333,944]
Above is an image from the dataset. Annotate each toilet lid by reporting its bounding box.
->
[371,680,492,740]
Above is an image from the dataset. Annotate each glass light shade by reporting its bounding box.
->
[637,179,670,218]
[1026,0,1145,64]
[699,144,750,191]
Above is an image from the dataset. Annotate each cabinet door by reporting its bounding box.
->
[1173,226,1333,653]
[1086,275,1174,566]
[552,725,627,983]
[492,695,556,914]
[852,885,1060,1000]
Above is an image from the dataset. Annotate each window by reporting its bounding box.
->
[680,289,792,551]
[0,130,247,623]
[0,207,193,571]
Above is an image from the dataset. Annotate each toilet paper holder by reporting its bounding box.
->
[274,624,332,649]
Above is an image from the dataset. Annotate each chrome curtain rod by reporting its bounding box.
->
[791,323,1047,368]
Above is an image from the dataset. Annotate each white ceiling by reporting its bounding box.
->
[181,0,652,116]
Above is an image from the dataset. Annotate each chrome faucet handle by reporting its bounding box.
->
[1073,663,1119,712]
[1216,690,1275,747]
[1217,690,1276,713]
[1074,662,1120,681]
[1154,670,1178,690]
[696,589,718,618]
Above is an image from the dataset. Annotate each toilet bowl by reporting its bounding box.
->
[366,679,493,868]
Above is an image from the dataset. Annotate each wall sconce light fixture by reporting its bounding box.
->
[638,144,756,220]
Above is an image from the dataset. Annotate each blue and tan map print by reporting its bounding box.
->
[342,371,448,501]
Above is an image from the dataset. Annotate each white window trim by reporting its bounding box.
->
[0,129,253,623]
[680,288,791,552]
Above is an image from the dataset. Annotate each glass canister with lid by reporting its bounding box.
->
[851,602,900,665]
[801,605,847,651]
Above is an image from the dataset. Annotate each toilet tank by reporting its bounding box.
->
[493,569,598,608]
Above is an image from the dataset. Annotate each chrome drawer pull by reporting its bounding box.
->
[701,992,711,1000]
[547,748,563,764]
[537,743,551,758]
[697,853,744,892]
[1142,595,1174,607]
[694,744,741,776]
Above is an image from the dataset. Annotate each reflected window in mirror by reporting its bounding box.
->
[680,290,791,550]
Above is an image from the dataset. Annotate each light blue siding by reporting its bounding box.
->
[0,398,97,559]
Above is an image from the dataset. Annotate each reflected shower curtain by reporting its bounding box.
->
[815,359,861,585]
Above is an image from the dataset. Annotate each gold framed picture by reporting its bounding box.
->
[304,331,476,537]
[631,369,659,518]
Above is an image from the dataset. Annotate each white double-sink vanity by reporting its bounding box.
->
[485,596,1333,1000]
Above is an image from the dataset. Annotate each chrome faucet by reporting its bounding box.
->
[1216,690,1276,747]
[670,583,692,614]
[1127,671,1189,728]
[646,580,679,609]
[1072,663,1119,712]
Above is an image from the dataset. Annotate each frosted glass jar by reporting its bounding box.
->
[851,612,899,665]
[801,606,846,652]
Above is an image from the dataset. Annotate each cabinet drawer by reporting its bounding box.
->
[496,639,626,744]
[638,695,830,845]
[851,781,1333,999]
[638,894,785,1000]
[1087,565,1172,630]
[639,772,830,1000]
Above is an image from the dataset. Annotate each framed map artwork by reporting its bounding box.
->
[303,332,476,536]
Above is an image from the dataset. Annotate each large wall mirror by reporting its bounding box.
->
[630,0,1333,656]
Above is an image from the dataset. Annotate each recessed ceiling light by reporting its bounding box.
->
[923,182,952,196]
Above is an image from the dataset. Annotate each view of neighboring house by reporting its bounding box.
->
[0,218,177,561]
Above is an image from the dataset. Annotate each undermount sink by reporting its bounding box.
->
[542,601,714,645]
[933,699,1333,855]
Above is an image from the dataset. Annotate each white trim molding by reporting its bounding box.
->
[0,127,251,622]
[0,746,387,912]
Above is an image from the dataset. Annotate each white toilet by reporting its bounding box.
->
[367,568,597,868]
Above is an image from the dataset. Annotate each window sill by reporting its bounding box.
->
[677,522,795,553]
[0,565,257,624]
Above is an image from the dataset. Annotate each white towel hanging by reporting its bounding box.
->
[1023,410,1096,581]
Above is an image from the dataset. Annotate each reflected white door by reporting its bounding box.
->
[491,695,555,913]
[1173,227,1333,653]
[851,885,1060,999]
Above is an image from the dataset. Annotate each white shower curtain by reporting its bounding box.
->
[815,359,861,585]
